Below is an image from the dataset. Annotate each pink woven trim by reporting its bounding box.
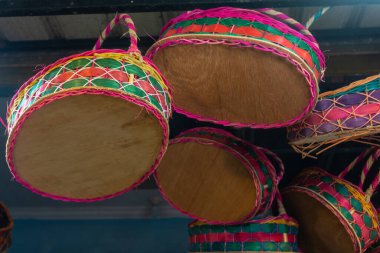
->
[6,88,169,202]
[155,136,262,225]
[8,49,173,119]
[159,7,324,66]
[147,38,317,128]
[283,185,361,252]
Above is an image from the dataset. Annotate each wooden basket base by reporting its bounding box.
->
[10,94,164,200]
[283,190,354,253]
[156,140,257,223]
[153,43,310,125]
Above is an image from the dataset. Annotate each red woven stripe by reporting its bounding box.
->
[305,103,380,125]
[190,232,296,244]
[164,24,318,79]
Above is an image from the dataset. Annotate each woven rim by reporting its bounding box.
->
[288,74,380,156]
[6,88,170,202]
[155,137,262,225]
[146,6,324,128]
[7,49,172,132]
[147,36,318,128]
[188,214,300,253]
[154,127,280,224]
[283,167,380,252]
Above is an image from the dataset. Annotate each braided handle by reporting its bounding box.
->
[338,148,373,178]
[364,149,380,200]
[338,147,380,202]
[257,147,285,184]
[305,7,331,29]
[93,13,141,54]
[258,8,316,43]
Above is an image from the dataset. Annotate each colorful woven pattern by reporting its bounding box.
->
[368,214,380,253]
[188,193,300,253]
[283,148,380,252]
[156,127,284,224]
[147,7,325,128]
[288,74,380,157]
[7,51,171,133]
[0,203,12,253]
[5,13,172,202]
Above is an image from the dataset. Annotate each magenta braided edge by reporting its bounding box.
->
[154,136,263,225]
[8,49,174,120]
[180,127,280,212]
[176,127,235,139]
[282,185,361,252]
[158,7,325,66]
[146,38,318,129]
[6,88,169,202]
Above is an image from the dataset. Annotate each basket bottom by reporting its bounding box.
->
[283,190,354,253]
[156,140,257,223]
[153,43,312,126]
[9,94,164,201]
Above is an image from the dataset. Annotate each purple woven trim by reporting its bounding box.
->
[288,113,380,140]
[6,88,169,202]
[147,38,317,129]
[315,90,380,112]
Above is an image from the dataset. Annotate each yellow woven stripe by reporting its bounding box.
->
[9,52,170,116]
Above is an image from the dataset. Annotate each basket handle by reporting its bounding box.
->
[338,148,373,178]
[338,147,380,202]
[93,13,141,55]
[257,146,284,184]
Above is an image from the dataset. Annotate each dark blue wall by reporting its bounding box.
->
[10,218,189,253]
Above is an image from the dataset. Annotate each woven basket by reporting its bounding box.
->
[288,74,380,157]
[282,148,380,253]
[188,193,300,252]
[146,7,325,128]
[155,127,284,224]
[0,203,12,253]
[6,14,172,202]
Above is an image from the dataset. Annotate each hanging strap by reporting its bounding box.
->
[338,147,380,202]
[305,7,331,29]
[93,13,141,56]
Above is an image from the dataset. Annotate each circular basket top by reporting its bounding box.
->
[147,7,325,81]
[283,167,380,253]
[155,127,282,224]
[146,7,325,128]
[188,214,300,252]
[7,49,172,134]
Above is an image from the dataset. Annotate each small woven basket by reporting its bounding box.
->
[288,74,380,157]
[188,193,301,252]
[6,14,172,202]
[147,7,325,128]
[155,127,284,224]
[283,148,380,253]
